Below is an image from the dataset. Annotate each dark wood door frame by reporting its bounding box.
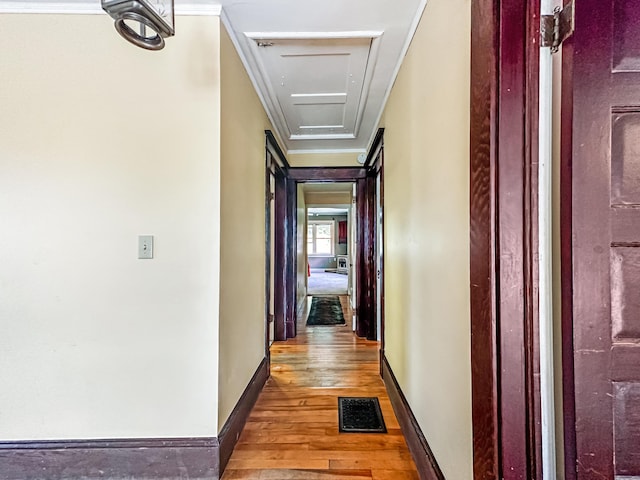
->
[285,175,297,339]
[470,1,543,479]
[289,167,369,337]
[371,137,385,349]
[286,133,383,343]
[285,156,384,345]
[358,129,384,342]
[265,131,296,341]
[288,167,367,181]
[265,129,382,342]
[356,175,375,340]
[560,43,577,479]
[265,148,273,356]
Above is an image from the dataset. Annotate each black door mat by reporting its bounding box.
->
[338,397,387,433]
[306,296,346,326]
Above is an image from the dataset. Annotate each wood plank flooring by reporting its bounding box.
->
[221,296,419,480]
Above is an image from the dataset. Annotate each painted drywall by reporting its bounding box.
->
[305,192,351,205]
[381,0,472,478]
[0,14,221,439]
[296,184,308,312]
[288,152,360,167]
[218,23,272,430]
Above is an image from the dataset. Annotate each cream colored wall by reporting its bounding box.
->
[0,14,221,440]
[381,0,472,478]
[305,192,352,205]
[218,23,271,430]
[288,152,359,167]
[296,184,308,311]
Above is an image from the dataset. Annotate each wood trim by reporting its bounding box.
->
[381,356,444,480]
[363,128,385,169]
[0,437,219,480]
[218,357,269,474]
[496,1,540,477]
[378,146,385,368]
[362,127,384,345]
[265,130,290,170]
[470,0,542,478]
[366,172,376,341]
[288,167,366,181]
[285,177,297,339]
[559,13,576,480]
[469,0,500,472]
[266,131,296,340]
[356,175,374,339]
[287,162,372,341]
[524,2,542,477]
[273,171,287,341]
[265,149,273,361]
[355,171,378,341]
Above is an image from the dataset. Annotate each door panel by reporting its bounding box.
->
[614,383,640,475]
[566,0,640,477]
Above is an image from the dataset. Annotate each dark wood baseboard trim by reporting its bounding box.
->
[0,437,219,480]
[218,356,269,474]
[0,358,270,480]
[381,355,445,480]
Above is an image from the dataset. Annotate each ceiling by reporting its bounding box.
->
[220,0,426,154]
[4,0,426,155]
[308,207,349,216]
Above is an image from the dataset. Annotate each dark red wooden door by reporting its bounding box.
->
[564,1,640,477]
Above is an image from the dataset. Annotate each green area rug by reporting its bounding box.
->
[306,296,346,326]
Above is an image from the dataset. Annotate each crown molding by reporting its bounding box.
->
[287,148,365,155]
[0,2,222,15]
[220,8,284,151]
[0,1,102,13]
[365,0,427,152]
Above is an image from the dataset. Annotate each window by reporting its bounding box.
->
[307,221,334,255]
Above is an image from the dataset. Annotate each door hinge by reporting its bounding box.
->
[540,1,574,53]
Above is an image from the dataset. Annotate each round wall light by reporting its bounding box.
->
[102,0,175,51]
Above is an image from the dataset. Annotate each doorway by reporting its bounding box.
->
[469,1,640,478]
[265,130,384,346]
[304,185,353,293]
[306,205,351,296]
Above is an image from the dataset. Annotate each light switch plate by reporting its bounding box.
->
[138,235,154,259]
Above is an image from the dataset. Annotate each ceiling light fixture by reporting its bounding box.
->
[102,0,175,51]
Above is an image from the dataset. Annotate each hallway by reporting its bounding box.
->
[0,2,476,478]
[222,296,418,479]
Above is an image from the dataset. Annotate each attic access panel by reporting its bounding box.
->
[246,34,380,142]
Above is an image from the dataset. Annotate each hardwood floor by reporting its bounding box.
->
[221,296,419,480]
